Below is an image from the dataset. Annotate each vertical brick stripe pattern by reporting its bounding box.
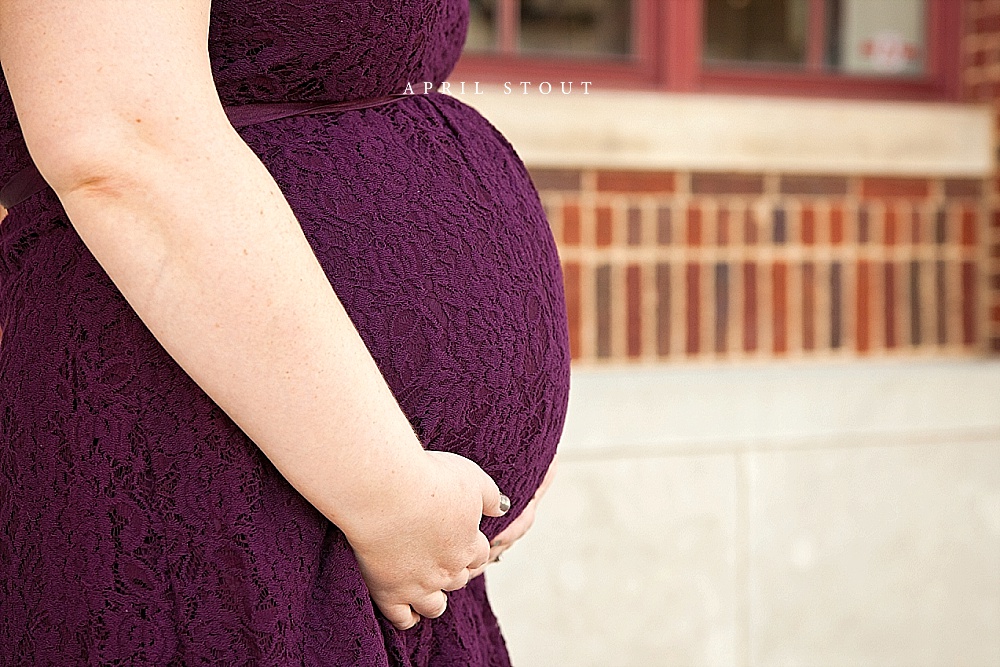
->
[534,167,990,363]
[965,0,1000,353]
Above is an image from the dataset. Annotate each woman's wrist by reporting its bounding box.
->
[325,438,434,544]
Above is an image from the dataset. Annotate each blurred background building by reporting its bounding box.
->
[447,1,1000,665]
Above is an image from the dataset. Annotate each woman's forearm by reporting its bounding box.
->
[53,126,428,539]
[45,123,507,628]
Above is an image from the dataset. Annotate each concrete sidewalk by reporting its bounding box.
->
[487,360,1000,667]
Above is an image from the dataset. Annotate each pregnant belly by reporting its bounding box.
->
[242,92,571,538]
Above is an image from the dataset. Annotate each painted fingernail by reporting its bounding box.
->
[498,494,511,513]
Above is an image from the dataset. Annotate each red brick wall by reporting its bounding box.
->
[964,0,1000,353]
[533,168,987,363]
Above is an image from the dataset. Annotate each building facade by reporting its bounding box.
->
[455,4,1000,665]
[450,0,999,365]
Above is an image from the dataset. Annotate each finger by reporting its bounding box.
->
[443,568,471,592]
[468,545,504,581]
[412,590,448,619]
[491,502,536,548]
[536,455,559,499]
[381,602,420,631]
[467,530,491,570]
[476,469,508,518]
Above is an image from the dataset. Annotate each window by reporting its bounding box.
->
[454,0,660,89]
[467,0,633,58]
[705,0,927,77]
[451,0,962,101]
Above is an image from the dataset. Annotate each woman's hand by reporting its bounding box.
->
[0,205,7,223]
[469,454,559,578]
[345,450,509,631]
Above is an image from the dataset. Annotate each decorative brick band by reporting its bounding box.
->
[531,168,991,363]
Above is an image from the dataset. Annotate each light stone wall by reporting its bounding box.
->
[452,88,993,177]
[485,361,1000,667]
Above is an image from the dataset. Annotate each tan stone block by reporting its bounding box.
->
[487,456,739,667]
[748,441,1000,667]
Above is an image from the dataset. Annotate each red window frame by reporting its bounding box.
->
[453,0,662,89]
[450,0,963,101]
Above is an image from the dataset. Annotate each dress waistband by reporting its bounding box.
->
[0,93,410,210]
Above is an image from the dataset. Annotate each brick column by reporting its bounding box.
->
[964,0,1000,353]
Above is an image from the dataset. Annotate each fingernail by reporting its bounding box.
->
[499,494,511,514]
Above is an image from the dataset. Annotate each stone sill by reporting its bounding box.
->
[451,87,994,178]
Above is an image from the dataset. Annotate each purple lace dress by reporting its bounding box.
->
[0,1,570,664]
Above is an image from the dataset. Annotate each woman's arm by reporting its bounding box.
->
[0,0,506,630]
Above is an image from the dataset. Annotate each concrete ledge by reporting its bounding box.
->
[559,360,1000,458]
[450,87,993,177]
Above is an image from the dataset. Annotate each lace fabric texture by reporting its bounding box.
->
[0,1,571,665]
